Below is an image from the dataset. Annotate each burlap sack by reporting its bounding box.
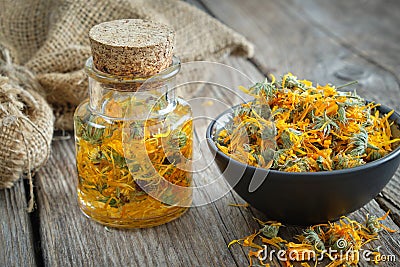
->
[0,0,254,130]
[0,50,54,209]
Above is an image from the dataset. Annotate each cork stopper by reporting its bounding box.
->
[89,19,175,77]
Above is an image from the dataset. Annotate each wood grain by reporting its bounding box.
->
[198,0,400,265]
[1,1,400,266]
[289,0,400,82]
[278,0,400,221]
[33,57,267,267]
[0,182,35,266]
[200,0,400,217]
[200,0,400,112]
[378,170,400,225]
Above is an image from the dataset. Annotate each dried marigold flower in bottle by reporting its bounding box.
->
[74,19,193,228]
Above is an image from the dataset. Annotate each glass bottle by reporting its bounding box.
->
[74,56,193,228]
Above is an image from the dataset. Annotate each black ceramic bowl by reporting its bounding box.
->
[206,104,400,225]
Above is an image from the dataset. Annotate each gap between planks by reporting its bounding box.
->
[31,56,267,267]
[201,0,400,229]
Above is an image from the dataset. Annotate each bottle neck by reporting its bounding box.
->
[88,78,176,120]
[85,56,180,120]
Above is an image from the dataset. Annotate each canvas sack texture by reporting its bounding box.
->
[1,0,253,130]
[0,0,253,192]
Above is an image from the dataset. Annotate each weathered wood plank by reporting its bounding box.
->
[355,202,400,267]
[200,0,400,112]
[0,1,398,267]
[0,182,36,267]
[35,134,248,267]
[33,56,269,266]
[189,52,400,266]
[275,0,400,222]
[186,56,286,266]
[377,170,400,225]
[199,0,400,265]
[29,2,399,266]
[288,0,400,82]
[200,0,400,213]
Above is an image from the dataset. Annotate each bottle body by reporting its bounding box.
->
[74,57,192,228]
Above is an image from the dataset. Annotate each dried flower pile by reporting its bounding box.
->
[216,73,400,172]
[229,212,396,266]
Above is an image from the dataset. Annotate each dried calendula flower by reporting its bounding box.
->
[75,106,193,226]
[217,73,400,172]
[228,211,396,266]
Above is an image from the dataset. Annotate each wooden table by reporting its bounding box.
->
[2,0,400,266]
